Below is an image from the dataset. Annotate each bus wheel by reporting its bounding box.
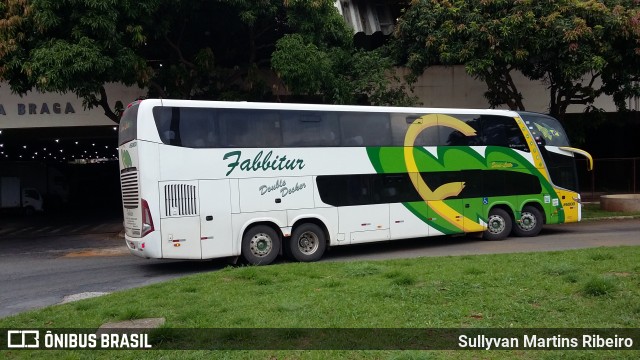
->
[241,225,280,265]
[287,223,326,262]
[512,205,543,237]
[483,208,512,241]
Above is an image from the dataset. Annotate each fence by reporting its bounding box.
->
[576,157,639,201]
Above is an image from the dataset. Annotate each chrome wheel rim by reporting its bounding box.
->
[518,212,537,232]
[487,214,506,234]
[297,231,319,255]
[250,232,273,257]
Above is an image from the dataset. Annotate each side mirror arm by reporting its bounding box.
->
[559,147,593,171]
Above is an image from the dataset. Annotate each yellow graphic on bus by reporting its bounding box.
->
[404,114,485,232]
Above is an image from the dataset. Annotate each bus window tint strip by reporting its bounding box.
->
[316,171,542,207]
[152,107,529,150]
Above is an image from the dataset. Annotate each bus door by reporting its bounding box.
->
[460,171,487,232]
[199,180,233,259]
[462,197,487,232]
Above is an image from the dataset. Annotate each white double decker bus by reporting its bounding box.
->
[118,99,592,265]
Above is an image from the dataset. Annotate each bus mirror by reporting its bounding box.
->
[559,147,593,171]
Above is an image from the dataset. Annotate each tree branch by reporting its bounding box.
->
[149,80,168,98]
[164,32,196,69]
[98,86,120,124]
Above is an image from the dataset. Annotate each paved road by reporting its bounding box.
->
[0,221,223,318]
[324,218,640,261]
[0,213,123,239]
[1,218,639,318]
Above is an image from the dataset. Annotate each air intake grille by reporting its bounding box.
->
[120,169,139,209]
[164,184,198,216]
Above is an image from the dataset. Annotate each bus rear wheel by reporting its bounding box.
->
[287,223,326,262]
[241,225,280,265]
[483,208,512,241]
[512,205,543,237]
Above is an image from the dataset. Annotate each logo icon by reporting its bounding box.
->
[7,330,40,348]
[120,149,133,169]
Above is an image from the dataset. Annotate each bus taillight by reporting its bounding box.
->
[141,199,155,237]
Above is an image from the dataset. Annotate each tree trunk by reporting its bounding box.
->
[98,86,120,124]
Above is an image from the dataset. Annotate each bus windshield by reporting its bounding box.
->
[519,112,570,147]
[518,112,578,191]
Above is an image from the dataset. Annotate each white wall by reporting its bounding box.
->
[1,67,634,130]
[402,66,629,114]
[0,83,145,129]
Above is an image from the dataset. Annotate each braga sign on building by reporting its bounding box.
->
[0,83,145,129]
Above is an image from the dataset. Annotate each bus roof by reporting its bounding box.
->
[136,99,522,118]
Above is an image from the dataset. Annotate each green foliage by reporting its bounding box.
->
[0,0,155,122]
[1,247,640,358]
[1,0,416,124]
[581,276,617,297]
[581,203,640,219]
[272,0,417,106]
[392,0,640,117]
[272,34,333,96]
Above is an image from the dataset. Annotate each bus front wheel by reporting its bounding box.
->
[241,225,281,265]
[483,208,512,241]
[512,205,543,237]
[287,223,326,262]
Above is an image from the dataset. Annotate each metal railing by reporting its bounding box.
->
[576,157,639,201]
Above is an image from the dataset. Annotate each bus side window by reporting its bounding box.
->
[316,175,349,206]
[281,111,340,147]
[439,114,483,146]
[179,108,218,148]
[482,115,528,151]
[380,174,422,203]
[390,114,438,146]
[347,175,371,205]
[221,109,282,148]
[153,107,178,145]
[340,112,391,147]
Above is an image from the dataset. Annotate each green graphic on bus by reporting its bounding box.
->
[366,114,564,235]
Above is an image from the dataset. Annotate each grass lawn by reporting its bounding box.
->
[582,203,640,219]
[2,245,640,359]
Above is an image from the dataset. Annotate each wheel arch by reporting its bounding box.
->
[290,217,331,248]
[521,201,546,224]
[487,202,515,222]
[238,219,284,255]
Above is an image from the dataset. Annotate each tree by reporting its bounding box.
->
[143,0,286,101]
[392,0,640,117]
[0,0,415,124]
[135,0,416,106]
[271,0,416,106]
[0,0,156,123]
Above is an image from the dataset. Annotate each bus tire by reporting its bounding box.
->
[512,205,543,237]
[483,208,512,241]
[287,223,326,262]
[241,225,280,265]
